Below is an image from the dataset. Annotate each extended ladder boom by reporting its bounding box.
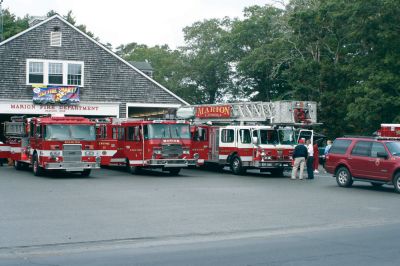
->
[177,100,317,125]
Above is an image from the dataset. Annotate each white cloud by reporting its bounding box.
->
[3,0,280,49]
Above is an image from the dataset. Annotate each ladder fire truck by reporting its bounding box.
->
[4,116,100,176]
[176,101,317,175]
[94,118,198,175]
[376,124,400,139]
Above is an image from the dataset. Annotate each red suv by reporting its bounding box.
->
[325,137,400,193]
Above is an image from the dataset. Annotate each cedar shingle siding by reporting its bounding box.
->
[0,16,186,117]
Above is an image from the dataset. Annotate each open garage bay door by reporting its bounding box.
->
[126,103,182,119]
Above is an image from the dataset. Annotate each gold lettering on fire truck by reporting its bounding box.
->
[64,140,81,144]
[195,105,231,118]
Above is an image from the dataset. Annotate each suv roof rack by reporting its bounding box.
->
[343,135,376,139]
[342,135,400,141]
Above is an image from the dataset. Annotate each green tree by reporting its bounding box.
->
[228,5,291,101]
[181,18,234,103]
[116,42,188,100]
[1,9,29,41]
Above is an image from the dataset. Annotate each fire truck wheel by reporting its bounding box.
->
[32,154,44,176]
[230,156,245,175]
[129,166,142,175]
[14,160,24,170]
[335,167,353,188]
[81,169,91,177]
[168,168,181,175]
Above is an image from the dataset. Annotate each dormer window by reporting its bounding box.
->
[50,31,62,47]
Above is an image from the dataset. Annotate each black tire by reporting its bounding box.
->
[129,165,142,175]
[393,173,400,193]
[81,169,91,177]
[335,167,353,187]
[32,154,44,176]
[14,160,24,170]
[230,156,246,175]
[125,159,140,174]
[168,168,181,175]
[370,182,383,188]
[270,168,284,177]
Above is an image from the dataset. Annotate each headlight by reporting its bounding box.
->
[194,153,199,159]
[85,151,95,156]
[183,148,190,154]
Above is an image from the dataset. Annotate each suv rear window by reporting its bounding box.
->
[329,139,352,154]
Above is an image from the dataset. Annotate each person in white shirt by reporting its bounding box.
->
[306,139,314,179]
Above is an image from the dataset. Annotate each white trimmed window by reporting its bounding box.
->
[28,62,44,83]
[67,64,82,85]
[26,59,84,86]
[50,31,62,47]
[48,63,63,84]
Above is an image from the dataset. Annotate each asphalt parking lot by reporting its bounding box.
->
[1,165,400,264]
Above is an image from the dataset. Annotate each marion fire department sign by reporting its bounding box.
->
[0,100,120,117]
[195,105,231,118]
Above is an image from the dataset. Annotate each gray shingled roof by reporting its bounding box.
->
[128,61,153,71]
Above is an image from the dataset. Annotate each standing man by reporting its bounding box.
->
[324,140,332,156]
[306,139,314,179]
[291,138,308,180]
[323,140,333,172]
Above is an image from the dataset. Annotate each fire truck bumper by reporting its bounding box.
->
[45,162,101,171]
[147,159,197,168]
[254,161,292,168]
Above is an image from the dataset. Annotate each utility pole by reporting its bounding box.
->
[0,0,4,42]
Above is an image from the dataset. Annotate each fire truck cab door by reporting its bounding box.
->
[297,129,313,145]
[209,128,219,161]
[237,128,254,163]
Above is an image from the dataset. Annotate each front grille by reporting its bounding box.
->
[63,144,82,162]
[162,144,183,158]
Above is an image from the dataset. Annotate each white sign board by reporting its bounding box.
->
[0,101,120,117]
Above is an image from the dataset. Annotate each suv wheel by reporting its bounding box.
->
[393,173,400,193]
[336,167,353,187]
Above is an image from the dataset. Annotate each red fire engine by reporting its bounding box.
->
[177,101,317,175]
[4,115,100,176]
[95,118,198,175]
[376,124,400,139]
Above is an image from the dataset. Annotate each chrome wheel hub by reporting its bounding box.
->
[338,171,347,184]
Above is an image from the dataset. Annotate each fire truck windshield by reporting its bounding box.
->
[277,129,296,145]
[258,129,296,145]
[45,125,96,141]
[145,124,190,139]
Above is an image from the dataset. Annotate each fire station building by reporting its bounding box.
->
[0,14,188,139]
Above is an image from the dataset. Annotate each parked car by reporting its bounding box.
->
[325,137,400,193]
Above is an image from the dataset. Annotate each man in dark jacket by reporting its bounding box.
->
[291,138,308,180]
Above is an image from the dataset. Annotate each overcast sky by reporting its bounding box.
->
[3,0,282,49]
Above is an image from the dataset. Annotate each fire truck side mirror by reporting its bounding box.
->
[252,136,258,145]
